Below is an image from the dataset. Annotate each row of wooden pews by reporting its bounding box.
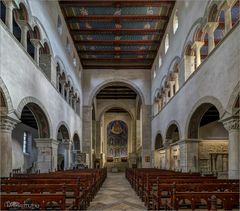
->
[126,168,239,210]
[0,168,107,210]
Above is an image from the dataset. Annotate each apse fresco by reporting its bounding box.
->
[107,120,128,158]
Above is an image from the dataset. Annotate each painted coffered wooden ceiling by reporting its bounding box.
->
[59,0,175,69]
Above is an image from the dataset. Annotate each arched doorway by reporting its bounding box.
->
[166,123,180,170]
[12,102,50,173]
[188,103,228,176]
[154,133,163,168]
[57,124,71,170]
[88,81,148,169]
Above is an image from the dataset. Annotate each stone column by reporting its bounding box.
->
[184,54,195,80]
[62,141,72,170]
[0,115,20,177]
[5,1,14,33]
[164,88,170,103]
[222,116,239,179]
[18,20,28,49]
[82,106,93,168]
[158,97,162,111]
[141,105,151,168]
[203,22,219,54]
[95,120,101,158]
[222,1,234,34]
[222,154,228,172]
[192,41,204,68]
[60,81,65,96]
[65,86,70,102]
[35,139,59,173]
[173,73,179,92]
[30,39,41,65]
[169,81,175,98]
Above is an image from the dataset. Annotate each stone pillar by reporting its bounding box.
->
[192,41,204,68]
[65,86,70,102]
[82,106,93,168]
[0,115,20,177]
[30,39,41,65]
[60,81,65,96]
[141,105,151,168]
[223,1,234,34]
[222,116,239,179]
[62,141,72,170]
[5,1,14,33]
[203,22,219,54]
[222,154,228,172]
[173,73,179,92]
[184,55,195,80]
[158,97,162,111]
[95,120,101,158]
[35,139,59,173]
[18,20,28,49]
[164,88,170,103]
[178,139,200,172]
[169,81,175,98]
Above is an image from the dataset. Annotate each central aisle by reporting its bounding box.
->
[88,172,146,210]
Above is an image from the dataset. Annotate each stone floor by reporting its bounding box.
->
[88,172,146,211]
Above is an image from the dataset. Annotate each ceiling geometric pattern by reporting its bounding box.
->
[59,0,175,69]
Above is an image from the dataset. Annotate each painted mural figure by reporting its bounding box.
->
[107,120,128,158]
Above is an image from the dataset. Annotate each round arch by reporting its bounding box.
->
[56,121,71,141]
[165,121,181,143]
[0,78,14,114]
[16,97,52,138]
[167,56,181,75]
[98,104,135,121]
[87,79,146,106]
[185,96,224,138]
[73,133,81,150]
[154,133,163,150]
[225,82,240,114]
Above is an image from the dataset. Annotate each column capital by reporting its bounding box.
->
[30,39,41,47]
[5,0,15,9]
[0,115,20,133]
[222,0,236,9]
[221,116,239,132]
[16,20,29,29]
[203,22,219,33]
[192,41,204,49]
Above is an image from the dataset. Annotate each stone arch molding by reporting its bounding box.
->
[97,104,135,121]
[0,78,14,114]
[225,82,240,114]
[153,130,164,150]
[184,96,225,138]
[87,79,146,106]
[56,121,71,142]
[16,96,53,138]
[165,120,182,141]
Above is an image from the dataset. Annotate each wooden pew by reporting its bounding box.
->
[1,193,66,210]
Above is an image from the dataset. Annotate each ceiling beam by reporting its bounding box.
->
[78,49,157,55]
[59,0,175,7]
[83,65,151,69]
[75,40,159,45]
[71,28,164,35]
[66,15,169,22]
[82,58,153,62]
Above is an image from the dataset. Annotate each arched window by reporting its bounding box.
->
[57,15,62,35]
[165,34,169,54]
[173,10,178,34]
[158,55,162,68]
[0,1,6,24]
[231,1,239,26]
